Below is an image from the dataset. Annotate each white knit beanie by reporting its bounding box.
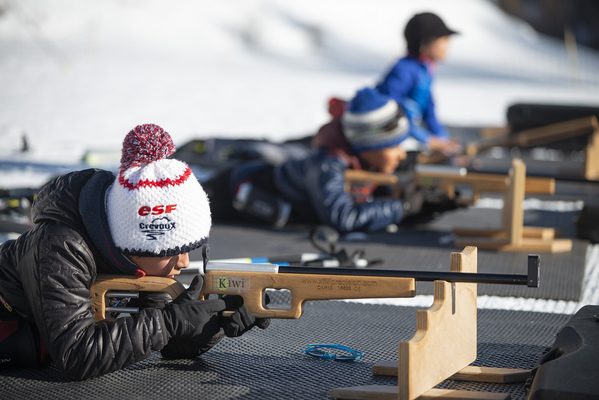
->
[106,124,211,257]
[342,88,409,153]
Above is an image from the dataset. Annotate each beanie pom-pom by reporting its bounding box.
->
[120,124,176,170]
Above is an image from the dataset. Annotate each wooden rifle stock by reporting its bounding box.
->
[199,263,416,318]
[92,275,184,320]
[91,267,415,320]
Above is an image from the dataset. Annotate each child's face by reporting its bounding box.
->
[421,36,450,62]
[359,145,407,174]
[130,252,190,277]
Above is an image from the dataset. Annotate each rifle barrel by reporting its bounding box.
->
[277,255,540,288]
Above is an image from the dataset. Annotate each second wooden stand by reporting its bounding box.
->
[453,159,572,253]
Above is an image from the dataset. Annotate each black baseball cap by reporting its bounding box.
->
[404,12,459,55]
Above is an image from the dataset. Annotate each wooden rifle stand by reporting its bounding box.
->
[468,116,599,181]
[585,119,599,180]
[453,159,572,253]
[344,167,554,206]
[330,247,528,400]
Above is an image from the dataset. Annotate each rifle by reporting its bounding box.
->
[345,164,554,204]
[91,254,539,320]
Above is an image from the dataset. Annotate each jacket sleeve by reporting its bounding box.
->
[408,121,433,144]
[304,156,405,233]
[378,62,436,144]
[376,62,414,105]
[423,95,449,139]
[21,224,169,380]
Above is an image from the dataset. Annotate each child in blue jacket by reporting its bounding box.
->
[376,12,461,156]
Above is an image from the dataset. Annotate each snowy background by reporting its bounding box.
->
[1,0,599,174]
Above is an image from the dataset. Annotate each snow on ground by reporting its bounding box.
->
[1,0,598,165]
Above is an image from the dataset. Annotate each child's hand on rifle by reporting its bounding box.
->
[220,294,271,337]
[428,137,462,157]
[160,275,270,359]
[161,275,225,341]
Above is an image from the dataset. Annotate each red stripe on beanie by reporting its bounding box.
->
[119,166,192,190]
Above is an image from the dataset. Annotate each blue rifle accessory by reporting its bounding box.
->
[303,343,364,362]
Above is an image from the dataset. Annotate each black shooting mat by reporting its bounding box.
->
[0,302,571,400]
[204,206,588,301]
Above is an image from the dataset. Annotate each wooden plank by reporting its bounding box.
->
[330,386,509,400]
[468,117,599,183]
[504,159,525,245]
[510,116,597,148]
[345,170,554,198]
[373,360,398,377]
[521,227,555,240]
[451,366,530,384]
[416,174,508,193]
[345,170,399,186]
[417,173,553,195]
[522,177,555,194]
[452,227,555,240]
[454,237,572,253]
[419,389,510,399]
[585,127,599,180]
[374,363,530,384]
[479,126,509,140]
[399,247,478,400]
[471,116,597,155]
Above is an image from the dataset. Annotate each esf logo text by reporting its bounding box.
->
[138,204,177,216]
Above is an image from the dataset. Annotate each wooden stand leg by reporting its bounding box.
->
[453,159,572,253]
[453,227,555,240]
[373,362,530,384]
[330,247,513,400]
[330,387,509,400]
[585,127,599,181]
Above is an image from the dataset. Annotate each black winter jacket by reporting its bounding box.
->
[230,119,406,233]
[274,150,405,232]
[273,119,405,233]
[0,169,169,379]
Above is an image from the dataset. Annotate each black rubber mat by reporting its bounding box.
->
[424,206,581,239]
[0,302,570,400]
[205,218,588,301]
